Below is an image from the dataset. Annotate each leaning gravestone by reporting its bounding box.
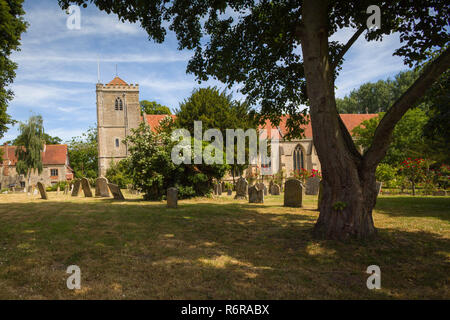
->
[305,176,321,195]
[375,181,382,196]
[81,178,93,197]
[71,180,81,196]
[36,182,48,200]
[167,187,178,208]
[284,179,303,207]
[95,177,110,197]
[270,183,281,195]
[234,177,248,200]
[215,183,222,195]
[108,183,125,200]
[249,185,264,203]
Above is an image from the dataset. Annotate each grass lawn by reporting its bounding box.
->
[0,191,448,299]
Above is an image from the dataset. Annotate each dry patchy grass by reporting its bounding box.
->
[0,191,448,299]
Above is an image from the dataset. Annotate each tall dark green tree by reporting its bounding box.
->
[175,87,256,182]
[15,115,45,187]
[59,0,450,239]
[0,0,28,139]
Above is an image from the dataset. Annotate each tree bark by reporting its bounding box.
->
[300,0,377,239]
[300,1,450,240]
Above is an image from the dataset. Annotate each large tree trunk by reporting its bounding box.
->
[300,0,377,239]
[299,0,450,240]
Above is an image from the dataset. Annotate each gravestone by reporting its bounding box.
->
[305,176,321,195]
[167,187,178,208]
[284,179,303,207]
[216,183,222,195]
[108,183,125,200]
[81,178,93,197]
[248,185,264,203]
[36,182,48,200]
[317,180,323,210]
[64,184,69,195]
[95,177,110,197]
[234,177,248,200]
[227,189,232,196]
[56,185,60,195]
[257,182,268,196]
[27,186,32,194]
[71,180,81,197]
[375,181,382,196]
[270,183,281,195]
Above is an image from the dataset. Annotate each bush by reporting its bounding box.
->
[106,159,133,189]
[375,163,398,188]
[124,122,229,200]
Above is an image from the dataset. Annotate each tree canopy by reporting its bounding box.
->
[0,0,28,139]
[140,100,172,115]
[67,126,98,179]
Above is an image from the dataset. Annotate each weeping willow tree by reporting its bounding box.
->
[15,115,45,188]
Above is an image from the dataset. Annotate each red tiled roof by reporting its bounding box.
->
[143,114,177,131]
[107,76,128,86]
[144,113,378,138]
[0,144,68,166]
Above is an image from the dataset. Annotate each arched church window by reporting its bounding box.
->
[293,145,304,172]
[115,98,123,111]
[115,138,120,148]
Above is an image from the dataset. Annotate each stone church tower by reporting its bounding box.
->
[96,77,140,177]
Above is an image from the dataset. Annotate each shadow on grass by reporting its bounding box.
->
[0,200,448,299]
[376,196,450,222]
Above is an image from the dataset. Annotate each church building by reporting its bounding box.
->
[97,76,377,178]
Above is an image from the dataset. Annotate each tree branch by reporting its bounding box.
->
[332,26,365,69]
[363,46,450,169]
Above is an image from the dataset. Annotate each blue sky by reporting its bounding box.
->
[2,0,409,144]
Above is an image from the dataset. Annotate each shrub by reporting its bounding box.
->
[106,159,133,189]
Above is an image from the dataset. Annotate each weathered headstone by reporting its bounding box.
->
[64,184,69,195]
[217,183,222,195]
[317,180,323,210]
[248,185,264,203]
[227,189,232,196]
[95,177,110,197]
[270,183,281,195]
[81,178,93,197]
[56,185,60,195]
[375,181,382,196]
[167,187,178,208]
[36,182,48,200]
[108,183,125,200]
[305,176,321,195]
[234,177,248,199]
[284,179,303,207]
[71,180,81,196]
[257,182,267,196]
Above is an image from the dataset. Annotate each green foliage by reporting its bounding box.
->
[353,109,429,165]
[375,163,398,188]
[125,122,229,200]
[15,115,45,181]
[105,159,132,189]
[0,0,28,139]
[140,100,171,115]
[67,126,98,179]
[336,70,419,113]
[332,201,347,212]
[175,87,257,178]
[12,132,62,145]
